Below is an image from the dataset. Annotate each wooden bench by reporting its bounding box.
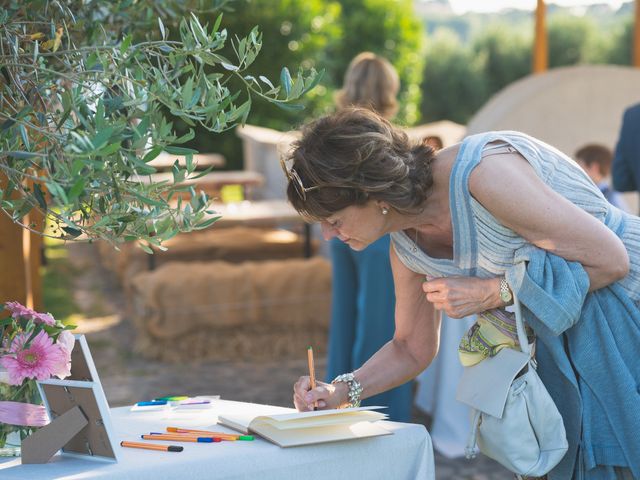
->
[207,199,312,257]
[141,170,265,204]
[142,170,264,189]
[148,152,226,171]
[97,225,318,292]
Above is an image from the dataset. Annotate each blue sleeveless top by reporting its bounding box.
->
[390,130,640,305]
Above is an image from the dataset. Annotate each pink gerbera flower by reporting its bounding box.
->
[0,331,68,385]
[51,330,75,379]
[4,301,55,326]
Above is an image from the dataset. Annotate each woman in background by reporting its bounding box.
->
[326,52,413,422]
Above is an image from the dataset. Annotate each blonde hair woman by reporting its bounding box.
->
[335,52,400,120]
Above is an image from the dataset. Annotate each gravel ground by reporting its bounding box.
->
[64,242,513,480]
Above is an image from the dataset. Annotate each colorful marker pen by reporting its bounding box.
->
[136,400,168,407]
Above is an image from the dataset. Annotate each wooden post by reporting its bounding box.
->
[533,0,548,73]
[0,174,28,306]
[24,208,44,310]
[0,174,42,309]
[635,0,640,67]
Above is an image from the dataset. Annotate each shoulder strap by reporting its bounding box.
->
[512,294,532,356]
[449,133,503,273]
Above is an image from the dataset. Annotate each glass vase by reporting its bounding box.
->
[0,378,41,457]
[0,431,21,457]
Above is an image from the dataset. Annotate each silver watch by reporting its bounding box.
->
[500,277,513,304]
[331,372,363,408]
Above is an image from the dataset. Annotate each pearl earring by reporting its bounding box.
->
[381,207,389,215]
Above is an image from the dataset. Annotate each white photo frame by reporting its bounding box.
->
[30,334,119,463]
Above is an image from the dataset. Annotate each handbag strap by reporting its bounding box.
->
[512,293,532,356]
[464,294,534,461]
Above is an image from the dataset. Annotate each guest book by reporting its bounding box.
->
[218,406,391,447]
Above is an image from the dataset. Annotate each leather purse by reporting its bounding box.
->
[456,294,569,477]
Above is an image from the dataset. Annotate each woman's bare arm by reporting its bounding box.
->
[469,150,629,290]
[294,246,440,410]
[351,246,440,400]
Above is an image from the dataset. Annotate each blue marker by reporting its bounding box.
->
[136,400,167,407]
[142,434,214,443]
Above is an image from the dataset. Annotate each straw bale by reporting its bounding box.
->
[96,241,141,284]
[128,257,331,362]
[96,226,316,292]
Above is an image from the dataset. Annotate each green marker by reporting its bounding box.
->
[238,435,254,441]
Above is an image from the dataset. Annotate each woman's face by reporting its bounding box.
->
[320,201,388,251]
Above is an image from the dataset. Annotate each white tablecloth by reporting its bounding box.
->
[0,399,434,479]
[415,313,475,458]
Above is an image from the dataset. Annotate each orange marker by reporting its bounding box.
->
[165,429,235,441]
[151,432,223,442]
[307,346,317,410]
[142,434,216,443]
[167,427,237,437]
[121,441,183,452]
[166,427,253,441]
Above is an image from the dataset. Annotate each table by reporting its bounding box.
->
[148,152,226,171]
[142,170,265,190]
[415,313,475,458]
[147,199,312,270]
[209,200,313,258]
[0,399,434,479]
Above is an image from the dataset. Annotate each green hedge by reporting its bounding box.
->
[168,0,425,168]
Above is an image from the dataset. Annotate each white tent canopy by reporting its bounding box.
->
[467,65,640,157]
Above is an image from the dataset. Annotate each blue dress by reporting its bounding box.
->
[326,235,413,422]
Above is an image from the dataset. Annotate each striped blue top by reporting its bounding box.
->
[390,130,640,305]
[391,131,640,478]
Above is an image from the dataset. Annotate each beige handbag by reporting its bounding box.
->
[456,295,568,477]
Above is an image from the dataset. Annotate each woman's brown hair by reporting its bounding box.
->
[284,108,435,221]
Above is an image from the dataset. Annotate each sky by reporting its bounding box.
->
[445,0,626,14]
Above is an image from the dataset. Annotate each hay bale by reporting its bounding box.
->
[96,226,317,292]
[128,257,331,362]
[96,241,142,285]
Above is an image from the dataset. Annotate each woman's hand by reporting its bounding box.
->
[293,376,349,411]
[422,276,502,318]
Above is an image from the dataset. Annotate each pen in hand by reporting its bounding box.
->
[307,346,317,411]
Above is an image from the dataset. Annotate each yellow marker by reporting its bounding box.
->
[220,184,244,204]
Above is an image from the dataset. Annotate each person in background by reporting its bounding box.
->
[575,144,629,212]
[612,103,640,215]
[423,135,443,151]
[326,52,413,422]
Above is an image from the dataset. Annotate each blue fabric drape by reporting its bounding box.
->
[507,249,640,480]
[326,236,413,422]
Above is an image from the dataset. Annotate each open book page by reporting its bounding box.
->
[218,406,391,447]
[251,419,392,447]
[259,410,388,430]
[255,405,385,422]
[216,403,296,434]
